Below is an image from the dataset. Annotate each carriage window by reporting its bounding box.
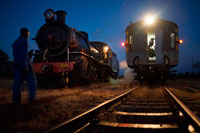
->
[147,32,156,61]
[170,33,175,48]
[129,35,133,44]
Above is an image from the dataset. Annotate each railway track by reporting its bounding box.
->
[47,85,200,132]
[166,81,200,118]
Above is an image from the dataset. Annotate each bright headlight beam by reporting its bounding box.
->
[144,15,156,25]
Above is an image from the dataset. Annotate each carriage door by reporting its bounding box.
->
[155,30,163,64]
[147,32,156,61]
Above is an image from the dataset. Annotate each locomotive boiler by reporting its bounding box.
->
[125,17,182,81]
[33,9,119,87]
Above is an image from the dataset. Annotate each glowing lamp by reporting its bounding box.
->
[179,39,183,44]
[121,42,126,47]
[44,9,55,20]
[144,15,156,25]
[103,46,109,53]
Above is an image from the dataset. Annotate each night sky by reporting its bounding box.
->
[0,0,200,73]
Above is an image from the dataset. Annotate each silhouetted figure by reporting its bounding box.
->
[12,28,36,104]
[146,38,155,59]
[149,38,154,47]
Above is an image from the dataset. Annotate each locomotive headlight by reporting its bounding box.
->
[44,9,55,20]
[144,15,156,25]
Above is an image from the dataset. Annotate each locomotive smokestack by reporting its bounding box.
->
[56,10,67,24]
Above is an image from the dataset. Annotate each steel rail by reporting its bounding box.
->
[47,87,139,132]
[164,86,200,132]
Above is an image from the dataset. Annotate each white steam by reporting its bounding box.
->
[109,60,135,85]
[119,60,127,69]
[121,68,135,84]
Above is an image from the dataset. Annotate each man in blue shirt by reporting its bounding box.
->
[12,28,36,104]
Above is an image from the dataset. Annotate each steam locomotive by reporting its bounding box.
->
[33,9,119,87]
[125,18,182,81]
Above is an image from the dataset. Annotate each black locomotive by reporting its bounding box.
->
[33,9,119,87]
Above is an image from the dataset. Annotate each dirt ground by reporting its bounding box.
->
[1,78,199,132]
[0,78,136,132]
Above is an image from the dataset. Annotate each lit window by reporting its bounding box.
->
[129,35,133,44]
[170,33,175,48]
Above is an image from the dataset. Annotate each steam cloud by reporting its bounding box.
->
[119,60,127,69]
[122,68,135,84]
[109,60,135,85]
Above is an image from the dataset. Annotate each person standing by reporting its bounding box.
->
[12,28,36,104]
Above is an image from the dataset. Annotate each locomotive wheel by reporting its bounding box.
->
[103,66,112,82]
[87,61,98,82]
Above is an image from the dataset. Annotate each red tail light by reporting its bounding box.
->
[121,42,126,47]
[179,39,183,44]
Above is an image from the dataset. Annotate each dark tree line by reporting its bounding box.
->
[193,61,200,71]
[0,50,13,78]
[175,61,200,79]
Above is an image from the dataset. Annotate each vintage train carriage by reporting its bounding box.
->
[125,19,179,80]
